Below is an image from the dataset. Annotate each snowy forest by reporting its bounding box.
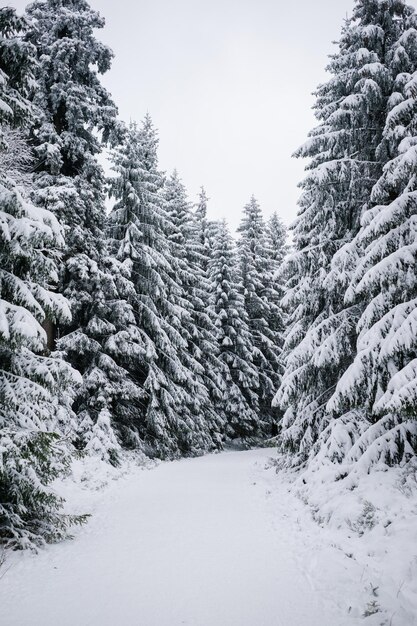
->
[1,0,417,605]
[0,0,290,549]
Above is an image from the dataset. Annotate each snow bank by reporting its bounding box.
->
[272,454,417,624]
[58,450,156,515]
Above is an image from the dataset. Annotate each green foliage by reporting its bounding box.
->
[0,430,88,550]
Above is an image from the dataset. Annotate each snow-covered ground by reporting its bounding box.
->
[0,448,416,625]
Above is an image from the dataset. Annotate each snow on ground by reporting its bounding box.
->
[0,448,416,626]
[283,456,417,626]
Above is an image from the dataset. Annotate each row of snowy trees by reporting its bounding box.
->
[5,0,416,552]
[0,1,286,548]
[274,0,417,479]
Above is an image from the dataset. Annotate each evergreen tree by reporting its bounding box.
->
[237,196,284,433]
[274,0,412,466]
[194,186,212,273]
[208,220,260,439]
[327,8,417,468]
[0,8,82,549]
[267,211,288,265]
[25,0,134,463]
[109,118,214,457]
[165,172,227,446]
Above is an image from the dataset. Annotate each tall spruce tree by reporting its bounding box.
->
[194,186,211,272]
[327,6,417,468]
[265,210,288,379]
[267,212,288,265]
[208,220,260,439]
[25,0,136,463]
[0,8,82,549]
[274,0,412,466]
[237,196,284,433]
[164,172,227,446]
[109,118,215,457]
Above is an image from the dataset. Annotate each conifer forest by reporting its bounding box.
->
[1,1,417,625]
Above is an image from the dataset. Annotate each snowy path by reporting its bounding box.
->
[0,449,357,626]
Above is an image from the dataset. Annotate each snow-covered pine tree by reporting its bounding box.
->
[0,8,83,549]
[164,172,227,446]
[208,219,260,439]
[327,6,417,468]
[109,118,214,457]
[194,186,211,272]
[265,211,289,365]
[274,0,411,467]
[267,211,288,265]
[25,0,137,463]
[237,196,284,433]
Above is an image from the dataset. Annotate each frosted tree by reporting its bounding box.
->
[274,0,412,466]
[65,252,149,462]
[193,186,212,273]
[209,220,260,438]
[267,212,288,265]
[194,187,231,440]
[165,172,227,445]
[265,212,288,376]
[109,118,214,457]
[25,0,132,463]
[265,210,288,336]
[237,196,284,432]
[0,8,83,549]
[327,9,417,468]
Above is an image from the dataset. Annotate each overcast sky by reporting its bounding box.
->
[11,0,365,230]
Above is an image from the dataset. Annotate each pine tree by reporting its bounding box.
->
[25,0,135,463]
[0,8,82,549]
[265,212,288,385]
[165,172,227,446]
[194,186,212,273]
[267,212,288,265]
[109,118,214,457]
[265,210,289,356]
[327,6,417,468]
[208,220,260,439]
[274,0,412,466]
[237,196,284,433]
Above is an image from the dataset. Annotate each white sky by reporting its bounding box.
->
[11,0,365,229]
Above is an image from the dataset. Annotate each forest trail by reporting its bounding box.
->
[0,449,356,626]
